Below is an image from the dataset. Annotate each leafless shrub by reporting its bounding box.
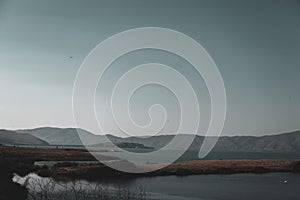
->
[27,178,147,200]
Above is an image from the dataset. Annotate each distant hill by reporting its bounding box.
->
[17,127,300,153]
[213,131,300,152]
[110,131,300,153]
[17,127,107,146]
[0,130,48,146]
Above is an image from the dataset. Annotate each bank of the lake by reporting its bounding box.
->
[14,172,300,200]
[1,145,300,199]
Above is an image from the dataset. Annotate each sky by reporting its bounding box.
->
[0,0,299,136]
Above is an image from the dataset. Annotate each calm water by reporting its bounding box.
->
[131,173,300,200]
[100,150,300,163]
[14,173,300,200]
[9,144,300,163]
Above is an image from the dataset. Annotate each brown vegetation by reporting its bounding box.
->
[1,145,300,199]
[28,179,147,200]
[155,159,300,175]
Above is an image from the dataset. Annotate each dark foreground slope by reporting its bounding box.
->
[0,145,121,199]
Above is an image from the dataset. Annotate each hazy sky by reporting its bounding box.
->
[0,0,299,136]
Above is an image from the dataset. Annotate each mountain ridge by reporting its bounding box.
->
[0,129,49,146]
[11,127,300,153]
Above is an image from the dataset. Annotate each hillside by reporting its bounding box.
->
[17,127,300,153]
[108,131,300,153]
[17,127,106,146]
[213,132,300,152]
[0,130,48,146]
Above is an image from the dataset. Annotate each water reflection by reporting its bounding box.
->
[13,173,146,200]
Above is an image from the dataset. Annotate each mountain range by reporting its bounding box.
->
[0,127,299,153]
[0,129,48,146]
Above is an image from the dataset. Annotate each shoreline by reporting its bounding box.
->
[35,159,300,181]
[1,145,299,198]
[1,145,300,179]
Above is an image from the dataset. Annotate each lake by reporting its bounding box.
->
[99,149,300,163]
[14,173,300,200]
[9,144,300,163]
